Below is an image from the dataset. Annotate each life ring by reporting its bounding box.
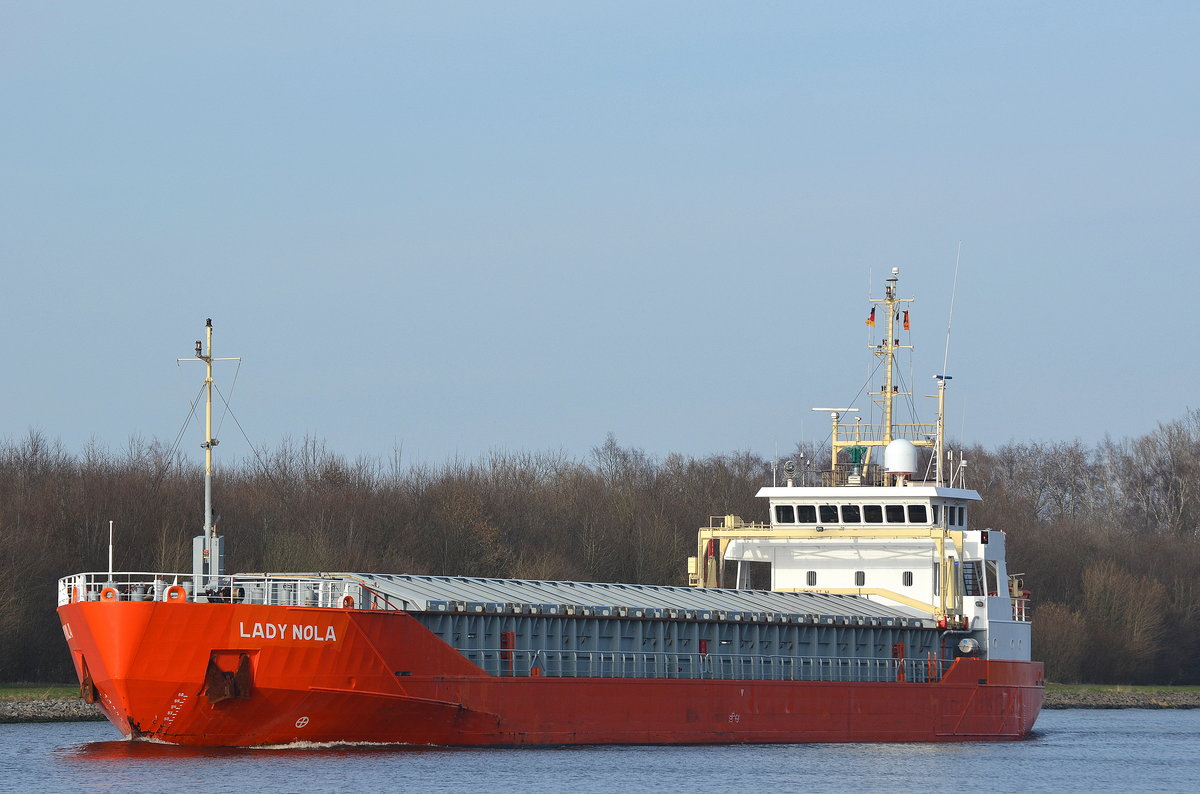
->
[341,595,355,609]
[100,587,119,602]
[165,585,187,602]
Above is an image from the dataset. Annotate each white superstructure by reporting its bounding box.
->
[687,269,1032,662]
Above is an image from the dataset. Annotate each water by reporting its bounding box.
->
[3,710,1197,793]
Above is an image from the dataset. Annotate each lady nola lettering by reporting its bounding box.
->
[238,621,338,642]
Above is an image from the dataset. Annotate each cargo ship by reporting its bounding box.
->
[57,270,1042,746]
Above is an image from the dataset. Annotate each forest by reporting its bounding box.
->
[3,412,1200,685]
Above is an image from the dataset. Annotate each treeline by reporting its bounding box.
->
[3,416,1200,684]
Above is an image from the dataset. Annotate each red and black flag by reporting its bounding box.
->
[903,310,910,330]
[865,307,876,327]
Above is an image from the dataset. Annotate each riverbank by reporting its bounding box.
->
[2,684,1199,723]
[1043,684,1200,709]
[0,697,103,723]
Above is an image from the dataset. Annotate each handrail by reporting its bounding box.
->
[57,571,402,609]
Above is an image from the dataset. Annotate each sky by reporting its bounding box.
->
[2,1,1198,469]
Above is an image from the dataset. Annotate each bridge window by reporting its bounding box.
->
[863,505,883,523]
[774,505,795,523]
[908,504,928,523]
[819,505,838,523]
[932,504,940,524]
[840,505,861,523]
[854,571,865,586]
[885,505,906,523]
[796,505,817,523]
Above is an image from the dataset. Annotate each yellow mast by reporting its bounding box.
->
[826,268,937,486]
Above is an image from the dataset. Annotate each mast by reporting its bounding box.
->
[873,268,910,450]
[179,319,240,595]
[933,374,951,486]
[824,268,937,486]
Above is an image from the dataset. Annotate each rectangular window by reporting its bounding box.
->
[774,504,795,524]
[840,505,861,523]
[902,571,913,587]
[854,571,865,586]
[722,559,738,589]
[962,561,984,596]
[907,504,928,523]
[740,561,772,590]
[932,504,940,524]
[961,507,968,526]
[819,505,839,523]
[806,570,817,586]
[885,504,906,523]
[796,505,817,523]
[863,505,884,523]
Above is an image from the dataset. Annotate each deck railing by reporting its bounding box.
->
[57,572,400,610]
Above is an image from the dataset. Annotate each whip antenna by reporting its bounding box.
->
[943,242,961,377]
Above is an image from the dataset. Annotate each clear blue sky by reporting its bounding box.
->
[2,2,1197,468]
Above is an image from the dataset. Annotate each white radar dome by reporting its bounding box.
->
[884,439,918,474]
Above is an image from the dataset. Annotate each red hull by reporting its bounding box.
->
[59,601,1043,747]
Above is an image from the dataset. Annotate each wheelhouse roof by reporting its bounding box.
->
[756,485,981,501]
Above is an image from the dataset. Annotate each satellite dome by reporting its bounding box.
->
[884,439,918,474]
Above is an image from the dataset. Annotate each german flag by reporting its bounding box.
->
[865,307,876,327]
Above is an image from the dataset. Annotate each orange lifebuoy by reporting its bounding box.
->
[100,587,119,602]
[341,595,355,609]
[165,585,187,602]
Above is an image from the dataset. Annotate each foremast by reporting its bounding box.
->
[179,319,240,596]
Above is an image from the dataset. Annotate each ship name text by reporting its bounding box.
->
[239,621,338,642]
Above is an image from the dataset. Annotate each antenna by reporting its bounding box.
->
[931,245,963,487]
[942,243,961,377]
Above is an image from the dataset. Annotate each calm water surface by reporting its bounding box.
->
[2,710,1197,793]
